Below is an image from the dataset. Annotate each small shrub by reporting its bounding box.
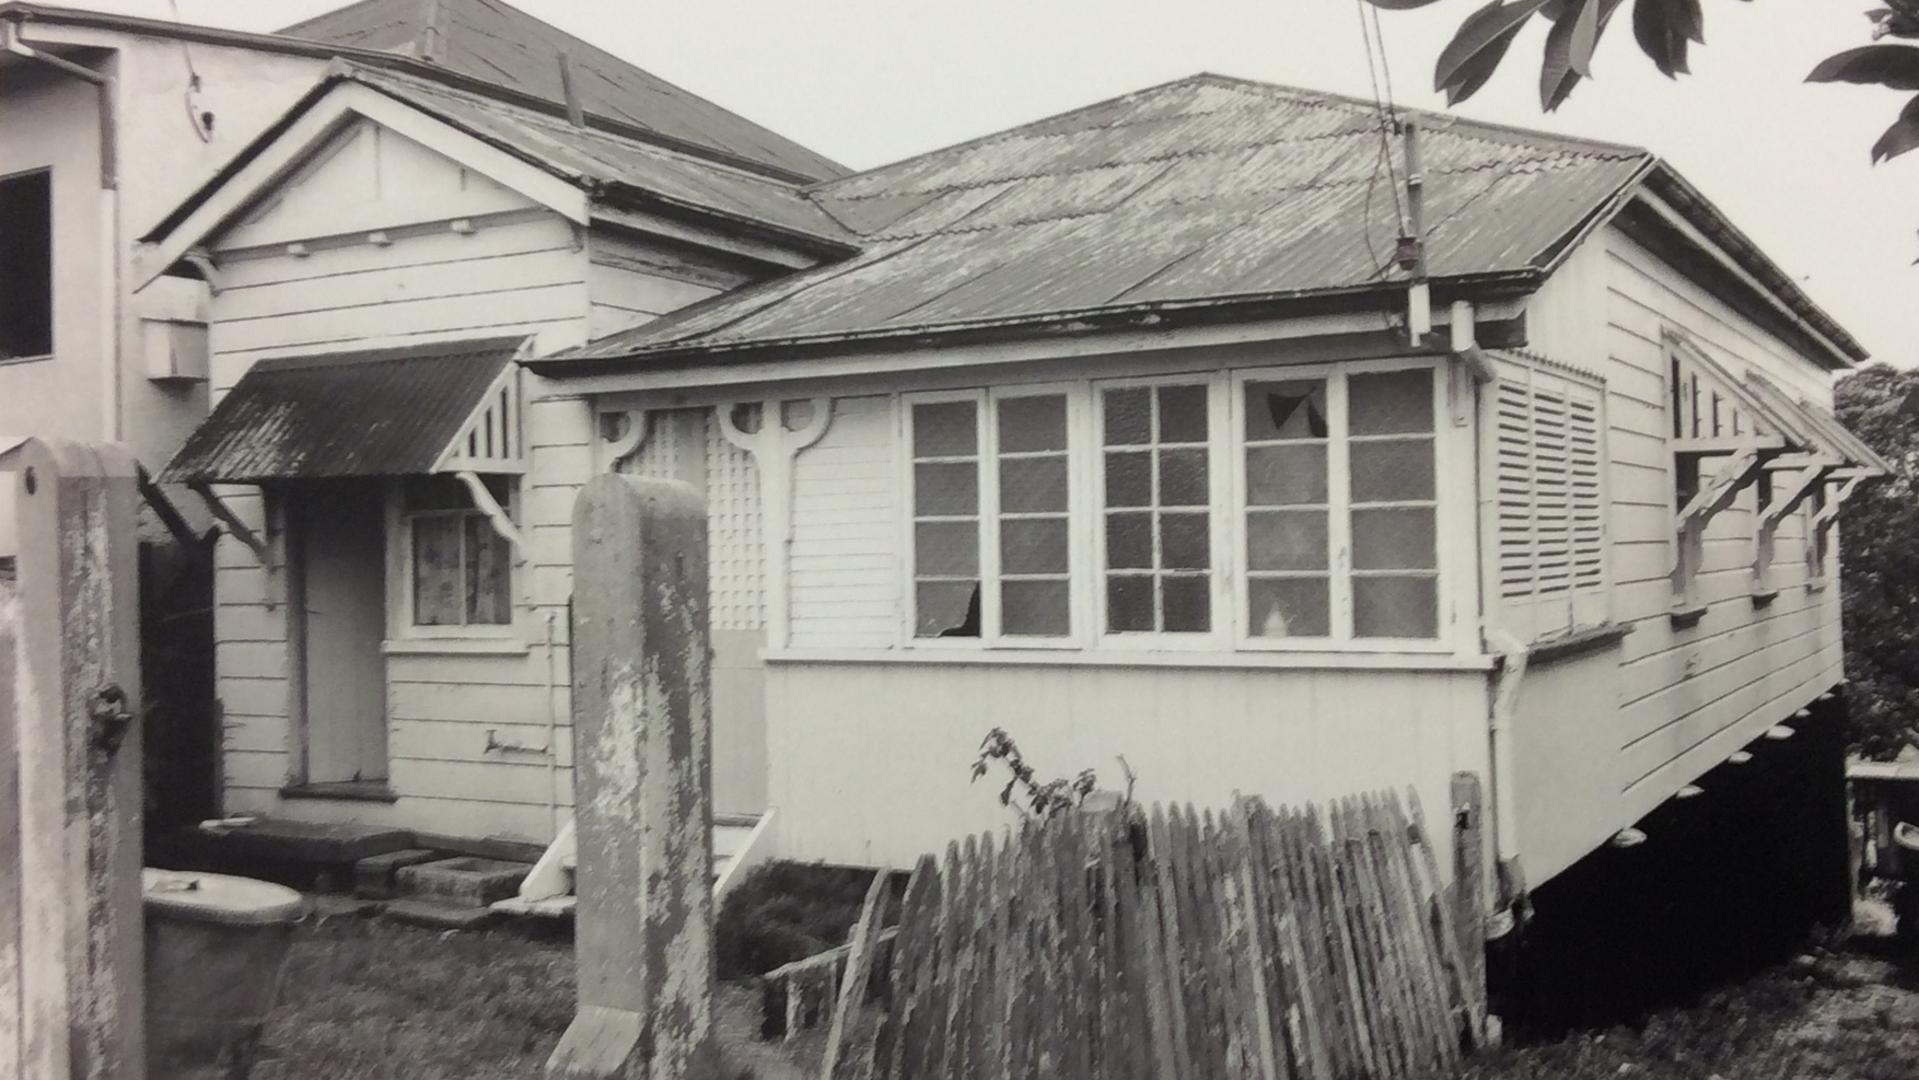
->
[715,862,894,980]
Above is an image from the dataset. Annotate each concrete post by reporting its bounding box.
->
[548,475,717,1080]
[0,438,145,1080]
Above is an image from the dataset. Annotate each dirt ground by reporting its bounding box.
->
[224,912,1919,1080]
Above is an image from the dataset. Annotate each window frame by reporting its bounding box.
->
[1229,359,1454,653]
[900,384,1088,649]
[388,477,521,640]
[0,167,55,364]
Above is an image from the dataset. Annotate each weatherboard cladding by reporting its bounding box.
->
[161,339,522,483]
[277,0,847,181]
[550,75,1653,363]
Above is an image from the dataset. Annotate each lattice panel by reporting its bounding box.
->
[706,414,765,631]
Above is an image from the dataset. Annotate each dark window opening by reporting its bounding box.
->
[0,171,52,360]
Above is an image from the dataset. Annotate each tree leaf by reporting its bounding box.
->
[1365,0,1448,8]
[1542,0,1626,109]
[1872,94,1919,162]
[1808,44,1919,90]
[1569,0,1603,75]
[1633,0,1704,77]
[1436,0,1552,102]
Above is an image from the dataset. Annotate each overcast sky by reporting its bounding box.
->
[115,0,1919,367]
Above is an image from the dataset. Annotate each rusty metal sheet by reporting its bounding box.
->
[161,339,523,483]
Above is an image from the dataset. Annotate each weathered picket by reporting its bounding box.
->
[818,789,1483,1080]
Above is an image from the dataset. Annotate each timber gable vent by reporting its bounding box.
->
[1493,353,1608,639]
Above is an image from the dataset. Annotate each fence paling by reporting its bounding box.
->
[843,790,1475,1080]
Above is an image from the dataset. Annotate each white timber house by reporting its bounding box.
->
[143,70,1888,915]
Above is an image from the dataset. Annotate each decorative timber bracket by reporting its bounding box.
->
[599,409,649,472]
[456,470,526,553]
[717,399,832,650]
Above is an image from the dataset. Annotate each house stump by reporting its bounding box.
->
[547,474,718,1080]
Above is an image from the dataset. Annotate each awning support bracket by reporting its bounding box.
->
[1752,457,1843,595]
[188,480,268,563]
[1811,472,1869,548]
[456,470,526,554]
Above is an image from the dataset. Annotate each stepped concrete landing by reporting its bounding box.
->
[153,817,416,889]
[354,849,445,899]
[381,898,497,931]
[398,857,530,908]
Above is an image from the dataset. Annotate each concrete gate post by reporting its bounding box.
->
[548,475,717,1080]
[0,438,145,1080]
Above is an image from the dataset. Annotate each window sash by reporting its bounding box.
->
[403,476,516,632]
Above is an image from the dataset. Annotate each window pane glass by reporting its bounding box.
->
[1002,580,1069,636]
[1105,452,1151,507]
[1103,387,1151,446]
[913,400,977,456]
[1160,512,1210,570]
[917,581,980,637]
[915,521,979,576]
[1001,519,1069,575]
[1001,457,1067,513]
[1105,513,1152,569]
[1157,384,1209,442]
[1246,444,1328,506]
[1162,575,1211,632]
[1107,576,1154,632]
[1349,439,1435,502]
[1349,369,1433,436]
[1249,577,1331,638]
[412,516,463,626]
[998,395,1067,453]
[1247,510,1329,572]
[1245,380,1328,441]
[1159,448,1208,506]
[1354,576,1438,638]
[464,517,513,625]
[1351,507,1436,570]
[914,461,978,516]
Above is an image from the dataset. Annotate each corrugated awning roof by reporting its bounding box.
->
[162,338,523,484]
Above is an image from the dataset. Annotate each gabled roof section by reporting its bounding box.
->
[277,0,846,181]
[536,74,1659,371]
[138,62,856,283]
[531,73,1864,376]
[161,337,524,483]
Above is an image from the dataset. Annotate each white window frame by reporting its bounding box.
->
[387,477,521,641]
[1229,358,1454,653]
[1090,373,1233,652]
[900,385,1088,648]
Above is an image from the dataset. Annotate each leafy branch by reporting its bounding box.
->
[970,728,1100,820]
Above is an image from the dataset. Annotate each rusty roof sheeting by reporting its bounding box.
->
[162,339,522,483]
[546,74,1656,366]
[278,0,846,181]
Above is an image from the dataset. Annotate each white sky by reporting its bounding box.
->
[110,0,1919,365]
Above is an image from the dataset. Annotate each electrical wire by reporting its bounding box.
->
[166,0,213,142]
[1353,0,1407,276]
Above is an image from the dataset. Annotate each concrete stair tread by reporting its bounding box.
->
[490,894,576,918]
[382,897,497,930]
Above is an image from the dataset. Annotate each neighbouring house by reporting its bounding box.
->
[144,70,1887,923]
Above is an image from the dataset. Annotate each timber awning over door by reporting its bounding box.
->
[161,337,528,484]
[1663,330,1889,608]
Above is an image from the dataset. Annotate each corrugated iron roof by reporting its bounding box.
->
[162,338,522,483]
[542,74,1657,367]
[277,0,846,181]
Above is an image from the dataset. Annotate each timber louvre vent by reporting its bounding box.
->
[1495,355,1607,637]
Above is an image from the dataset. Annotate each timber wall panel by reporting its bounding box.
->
[787,395,901,649]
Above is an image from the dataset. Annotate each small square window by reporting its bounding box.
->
[0,171,53,360]
[407,476,514,628]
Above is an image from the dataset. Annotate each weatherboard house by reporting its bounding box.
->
[144,57,1885,916]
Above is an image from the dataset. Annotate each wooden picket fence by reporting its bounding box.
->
[816,789,1487,1080]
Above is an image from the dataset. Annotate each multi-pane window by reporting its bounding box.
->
[907,392,1075,640]
[1100,383,1212,634]
[1243,378,1331,637]
[1346,370,1439,638]
[910,399,983,637]
[996,394,1071,637]
[406,476,513,628]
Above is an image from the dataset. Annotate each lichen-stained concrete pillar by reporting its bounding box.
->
[0,438,145,1080]
[549,475,717,1080]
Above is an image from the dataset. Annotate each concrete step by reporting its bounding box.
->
[353,848,445,900]
[381,897,497,931]
[490,894,576,919]
[397,857,530,907]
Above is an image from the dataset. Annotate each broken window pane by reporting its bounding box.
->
[917,581,981,637]
[999,395,1067,453]
[1245,380,1328,441]
[1247,510,1329,573]
[1351,507,1436,571]
[1248,577,1331,638]
[1354,576,1438,638]
[1350,440,1435,502]
[1246,444,1328,506]
[913,401,978,456]
[1349,369,1434,436]
[1003,580,1070,636]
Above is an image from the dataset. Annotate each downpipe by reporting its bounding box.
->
[1485,627,1532,938]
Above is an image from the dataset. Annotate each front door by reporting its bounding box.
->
[294,480,389,784]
